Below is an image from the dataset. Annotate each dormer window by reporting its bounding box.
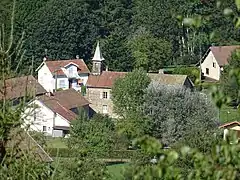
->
[69,66,74,75]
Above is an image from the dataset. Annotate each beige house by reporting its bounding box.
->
[86,42,194,118]
[201,46,240,81]
[219,121,240,141]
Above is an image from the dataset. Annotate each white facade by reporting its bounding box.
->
[38,64,55,92]
[37,63,89,92]
[23,100,70,136]
[201,51,221,80]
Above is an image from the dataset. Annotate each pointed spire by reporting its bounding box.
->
[92,41,104,61]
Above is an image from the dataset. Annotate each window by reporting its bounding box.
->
[103,92,108,99]
[103,105,108,114]
[43,126,47,132]
[213,62,216,68]
[68,66,74,76]
[206,68,209,75]
[59,80,65,88]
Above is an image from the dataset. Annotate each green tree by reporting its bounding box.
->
[128,28,172,71]
[221,49,240,103]
[68,112,114,157]
[143,83,218,145]
[111,68,151,118]
[0,1,53,179]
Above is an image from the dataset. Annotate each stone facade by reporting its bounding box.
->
[86,87,118,118]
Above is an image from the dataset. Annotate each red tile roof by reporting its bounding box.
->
[210,46,240,66]
[41,98,77,121]
[53,88,90,109]
[38,89,89,121]
[45,59,90,75]
[87,71,127,88]
[0,75,46,100]
[87,71,192,88]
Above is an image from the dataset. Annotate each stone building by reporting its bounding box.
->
[86,42,194,118]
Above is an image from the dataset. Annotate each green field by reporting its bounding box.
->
[107,163,128,180]
[46,137,67,148]
[220,105,240,123]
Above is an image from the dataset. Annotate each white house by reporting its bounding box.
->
[36,57,90,93]
[23,89,90,137]
[201,45,240,81]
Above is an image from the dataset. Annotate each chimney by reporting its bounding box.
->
[106,66,108,71]
[76,55,79,59]
[158,69,164,74]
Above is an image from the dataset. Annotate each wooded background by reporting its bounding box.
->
[0,0,239,73]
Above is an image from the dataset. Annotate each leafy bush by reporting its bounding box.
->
[143,83,219,145]
[46,148,137,159]
[172,66,200,84]
[54,157,109,180]
[68,113,115,157]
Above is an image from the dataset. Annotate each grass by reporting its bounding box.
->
[46,137,67,148]
[107,163,128,180]
[220,105,240,123]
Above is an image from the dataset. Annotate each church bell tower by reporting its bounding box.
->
[92,41,104,75]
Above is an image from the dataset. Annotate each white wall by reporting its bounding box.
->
[38,64,54,92]
[23,100,70,136]
[54,114,70,127]
[201,51,221,80]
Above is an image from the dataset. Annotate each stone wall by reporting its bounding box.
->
[86,87,118,118]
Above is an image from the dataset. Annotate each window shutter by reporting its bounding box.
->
[100,92,103,99]
[108,92,110,99]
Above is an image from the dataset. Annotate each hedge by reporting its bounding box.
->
[46,148,137,159]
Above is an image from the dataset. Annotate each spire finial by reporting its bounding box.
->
[92,41,104,61]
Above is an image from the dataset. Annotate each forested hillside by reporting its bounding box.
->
[1,0,239,72]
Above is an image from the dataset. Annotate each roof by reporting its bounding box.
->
[38,89,89,121]
[87,71,190,88]
[209,46,240,66]
[219,121,240,129]
[44,59,90,75]
[0,75,46,100]
[7,129,53,163]
[148,73,189,86]
[87,71,127,88]
[52,88,90,109]
[41,98,77,121]
[92,41,104,61]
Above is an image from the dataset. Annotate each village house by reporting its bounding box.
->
[35,42,194,118]
[36,57,90,93]
[201,45,240,81]
[86,42,194,118]
[24,89,89,137]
